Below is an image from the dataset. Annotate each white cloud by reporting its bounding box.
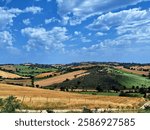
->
[24,6,43,14]
[56,0,150,25]
[0,6,43,30]
[0,31,13,47]
[21,27,69,52]
[74,31,81,35]
[0,7,16,30]
[96,32,106,36]
[81,36,91,43]
[23,18,31,25]
[45,17,60,24]
[87,8,150,31]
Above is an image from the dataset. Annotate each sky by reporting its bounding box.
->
[0,0,150,64]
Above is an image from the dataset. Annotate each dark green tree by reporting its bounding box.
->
[1,96,21,113]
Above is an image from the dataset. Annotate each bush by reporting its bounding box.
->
[119,91,140,97]
[1,96,21,113]
[0,98,3,106]
[82,107,92,113]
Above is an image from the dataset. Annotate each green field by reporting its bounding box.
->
[75,91,144,97]
[113,69,150,88]
[51,66,150,90]
[14,65,57,77]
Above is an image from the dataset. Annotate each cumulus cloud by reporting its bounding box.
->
[45,17,60,24]
[82,8,150,51]
[23,18,31,25]
[96,32,106,36]
[0,7,16,30]
[87,8,150,31]
[24,6,43,14]
[56,0,150,25]
[0,6,42,30]
[21,27,69,52]
[74,31,81,35]
[0,31,13,47]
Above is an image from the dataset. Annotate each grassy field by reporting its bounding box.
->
[76,92,120,96]
[114,69,150,88]
[51,67,150,91]
[0,83,145,110]
[35,70,88,87]
[115,66,149,76]
[76,91,144,97]
[0,70,22,78]
[14,65,57,77]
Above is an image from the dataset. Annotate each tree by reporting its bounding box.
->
[148,71,150,79]
[30,76,35,87]
[1,96,21,113]
[96,85,103,92]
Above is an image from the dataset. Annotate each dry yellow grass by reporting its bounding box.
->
[35,70,88,87]
[0,70,22,78]
[35,72,60,78]
[115,66,149,76]
[0,83,145,110]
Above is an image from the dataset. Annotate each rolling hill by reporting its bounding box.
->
[44,66,150,90]
[0,83,145,110]
[0,70,22,78]
[35,70,89,87]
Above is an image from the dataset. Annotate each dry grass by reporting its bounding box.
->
[0,83,145,110]
[0,65,16,71]
[35,72,60,78]
[130,65,150,70]
[35,70,88,87]
[0,70,22,78]
[115,66,149,76]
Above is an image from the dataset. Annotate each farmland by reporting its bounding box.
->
[35,70,89,87]
[0,70,22,78]
[115,66,149,76]
[0,83,145,110]
[0,62,150,112]
[0,64,58,77]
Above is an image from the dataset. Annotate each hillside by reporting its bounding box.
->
[46,66,150,90]
[0,64,58,77]
[115,66,149,76]
[35,70,88,87]
[0,83,145,110]
[0,70,22,78]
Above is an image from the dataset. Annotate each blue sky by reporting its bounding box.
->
[0,0,150,64]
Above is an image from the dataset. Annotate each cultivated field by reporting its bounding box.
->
[35,72,60,78]
[0,70,22,78]
[35,70,89,87]
[0,65,16,71]
[0,83,145,110]
[130,65,150,70]
[115,66,149,76]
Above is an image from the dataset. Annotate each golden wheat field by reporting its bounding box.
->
[0,83,145,110]
[115,66,149,76]
[35,70,88,87]
[35,72,60,78]
[0,70,22,78]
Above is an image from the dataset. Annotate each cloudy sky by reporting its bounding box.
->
[0,0,150,64]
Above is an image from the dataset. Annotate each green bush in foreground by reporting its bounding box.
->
[0,96,21,113]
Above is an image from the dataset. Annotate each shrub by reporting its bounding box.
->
[1,96,21,113]
[0,98,3,106]
[82,107,92,113]
[119,91,140,97]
